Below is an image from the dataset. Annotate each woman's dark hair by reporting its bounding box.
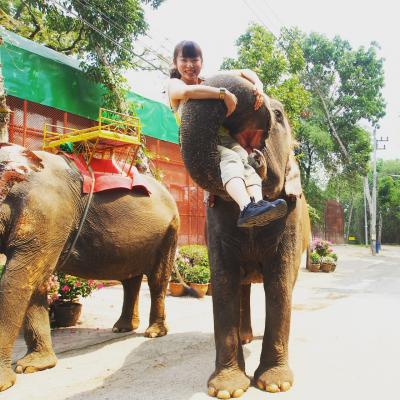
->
[170,40,203,79]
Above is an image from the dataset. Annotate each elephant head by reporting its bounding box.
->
[0,143,44,202]
[179,74,302,201]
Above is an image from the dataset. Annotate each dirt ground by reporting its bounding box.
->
[3,245,400,400]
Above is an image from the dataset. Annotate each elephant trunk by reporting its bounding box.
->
[179,74,271,197]
[263,140,287,199]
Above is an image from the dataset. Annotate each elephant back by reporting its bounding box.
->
[179,74,270,196]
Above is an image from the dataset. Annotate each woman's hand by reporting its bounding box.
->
[253,83,265,110]
[224,90,238,116]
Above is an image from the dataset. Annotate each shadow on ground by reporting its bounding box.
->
[62,332,257,400]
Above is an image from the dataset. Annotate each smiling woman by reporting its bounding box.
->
[167,40,287,228]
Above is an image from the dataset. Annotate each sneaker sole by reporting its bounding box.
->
[237,202,288,228]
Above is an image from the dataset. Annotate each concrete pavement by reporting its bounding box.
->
[4,245,400,400]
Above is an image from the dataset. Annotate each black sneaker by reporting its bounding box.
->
[237,197,287,228]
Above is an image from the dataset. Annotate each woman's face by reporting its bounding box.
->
[175,51,203,84]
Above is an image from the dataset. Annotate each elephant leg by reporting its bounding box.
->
[240,284,253,344]
[0,256,37,391]
[112,275,142,333]
[145,273,168,338]
[254,262,294,393]
[16,288,57,374]
[144,223,177,338]
[207,243,250,399]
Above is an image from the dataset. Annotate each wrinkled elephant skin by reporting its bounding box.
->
[0,144,179,391]
[180,74,310,398]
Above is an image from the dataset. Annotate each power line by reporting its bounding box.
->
[49,0,168,75]
[241,0,278,39]
[72,0,171,67]
[261,0,287,30]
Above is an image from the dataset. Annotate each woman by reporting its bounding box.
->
[168,40,287,227]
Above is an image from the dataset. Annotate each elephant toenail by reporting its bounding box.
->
[15,365,23,374]
[217,389,231,399]
[256,381,265,390]
[208,387,217,397]
[266,383,280,392]
[232,388,244,397]
[281,381,291,391]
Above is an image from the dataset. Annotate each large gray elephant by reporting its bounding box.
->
[180,74,310,398]
[0,143,179,392]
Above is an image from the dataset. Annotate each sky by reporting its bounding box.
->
[126,0,400,160]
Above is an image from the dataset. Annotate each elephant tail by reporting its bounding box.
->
[172,263,200,298]
[306,244,311,270]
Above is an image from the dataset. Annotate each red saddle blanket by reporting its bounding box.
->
[65,154,151,195]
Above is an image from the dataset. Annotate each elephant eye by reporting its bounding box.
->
[274,109,283,123]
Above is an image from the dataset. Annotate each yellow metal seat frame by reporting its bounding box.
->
[43,108,142,173]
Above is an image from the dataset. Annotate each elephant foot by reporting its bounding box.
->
[239,328,253,345]
[254,364,293,393]
[112,318,140,333]
[15,350,57,374]
[144,321,168,338]
[208,368,250,399]
[0,366,16,392]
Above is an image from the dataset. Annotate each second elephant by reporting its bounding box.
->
[0,144,179,392]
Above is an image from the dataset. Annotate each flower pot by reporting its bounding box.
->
[53,301,82,327]
[308,263,320,272]
[206,283,212,296]
[189,282,209,298]
[331,263,337,272]
[169,281,185,297]
[320,263,333,273]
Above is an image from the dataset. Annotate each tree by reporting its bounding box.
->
[376,160,400,243]
[0,0,167,112]
[300,33,385,174]
[220,24,310,132]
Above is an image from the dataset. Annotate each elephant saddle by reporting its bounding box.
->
[65,154,151,195]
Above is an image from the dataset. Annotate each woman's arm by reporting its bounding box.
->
[168,78,238,116]
[222,69,265,110]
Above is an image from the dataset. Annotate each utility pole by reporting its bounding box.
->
[371,128,377,255]
[370,128,388,255]
[363,182,369,246]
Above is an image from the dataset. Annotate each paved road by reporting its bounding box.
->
[3,245,400,400]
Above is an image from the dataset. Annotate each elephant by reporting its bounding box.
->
[179,74,310,398]
[0,143,179,392]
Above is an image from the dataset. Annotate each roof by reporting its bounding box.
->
[0,27,179,143]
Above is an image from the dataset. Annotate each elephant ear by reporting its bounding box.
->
[284,152,302,199]
[0,143,43,202]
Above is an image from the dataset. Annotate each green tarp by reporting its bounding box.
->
[0,28,179,144]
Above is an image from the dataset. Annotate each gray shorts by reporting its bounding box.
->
[218,130,261,188]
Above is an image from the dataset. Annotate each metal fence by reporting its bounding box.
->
[6,95,206,245]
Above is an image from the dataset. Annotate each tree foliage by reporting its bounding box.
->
[223,25,387,235]
[221,24,310,132]
[299,33,385,178]
[0,0,166,111]
[377,160,400,243]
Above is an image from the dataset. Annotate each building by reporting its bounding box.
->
[0,28,205,245]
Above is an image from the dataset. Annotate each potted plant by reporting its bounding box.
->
[169,252,188,297]
[184,264,211,298]
[330,252,338,272]
[320,255,336,273]
[308,251,321,272]
[169,245,211,298]
[51,273,104,327]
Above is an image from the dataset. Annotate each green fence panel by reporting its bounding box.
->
[0,28,178,143]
